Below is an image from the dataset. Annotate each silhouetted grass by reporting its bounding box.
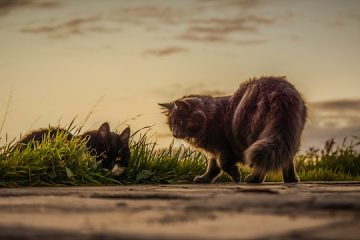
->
[296,137,360,181]
[0,128,208,186]
[123,132,206,184]
[0,127,360,186]
[0,131,117,187]
[266,137,360,182]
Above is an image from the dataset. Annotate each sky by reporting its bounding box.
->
[0,0,360,151]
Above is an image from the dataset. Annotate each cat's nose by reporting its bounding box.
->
[173,130,182,138]
[172,131,179,138]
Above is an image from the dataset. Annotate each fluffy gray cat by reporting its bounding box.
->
[159,76,307,183]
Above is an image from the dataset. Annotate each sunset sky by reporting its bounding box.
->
[0,0,360,150]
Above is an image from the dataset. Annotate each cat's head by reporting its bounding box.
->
[85,122,131,171]
[159,99,206,139]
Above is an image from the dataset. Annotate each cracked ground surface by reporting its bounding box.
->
[0,183,360,239]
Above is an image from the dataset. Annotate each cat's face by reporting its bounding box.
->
[159,99,206,139]
[85,123,130,170]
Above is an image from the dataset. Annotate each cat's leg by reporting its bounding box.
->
[217,156,241,183]
[193,158,221,183]
[282,161,300,183]
[223,164,241,182]
[244,167,266,183]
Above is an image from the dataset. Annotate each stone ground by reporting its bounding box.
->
[0,183,360,240]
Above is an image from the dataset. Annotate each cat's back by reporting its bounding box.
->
[228,76,307,144]
[18,127,72,145]
[236,76,301,99]
[230,76,305,112]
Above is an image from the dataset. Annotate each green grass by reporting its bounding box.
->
[0,131,117,187]
[295,137,360,181]
[123,132,206,184]
[0,128,360,187]
[265,137,360,182]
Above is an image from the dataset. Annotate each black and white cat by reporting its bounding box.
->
[17,122,130,172]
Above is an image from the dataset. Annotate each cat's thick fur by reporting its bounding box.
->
[16,122,131,171]
[159,76,307,183]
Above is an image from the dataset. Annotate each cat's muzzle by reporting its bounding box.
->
[172,131,185,139]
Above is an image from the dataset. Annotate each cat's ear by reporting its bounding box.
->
[158,102,173,115]
[158,102,173,110]
[174,100,191,112]
[98,122,111,139]
[192,111,206,124]
[119,127,130,144]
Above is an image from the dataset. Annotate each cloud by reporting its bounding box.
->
[179,15,274,43]
[20,15,121,38]
[309,99,360,128]
[111,5,191,25]
[179,33,226,42]
[329,10,360,29]
[196,0,261,11]
[109,1,265,27]
[14,1,287,47]
[143,47,188,57]
[0,0,60,16]
[288,34,301,41]
[301,99,360,150]
[302,125,360,151]
[179,1,294,44]
[18,4,190,39]
[235,39,267,45]
[311,99,360,110]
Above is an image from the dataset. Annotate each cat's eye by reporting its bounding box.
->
[178,120,184,126]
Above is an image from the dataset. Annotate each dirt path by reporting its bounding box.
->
[0,183,360,239]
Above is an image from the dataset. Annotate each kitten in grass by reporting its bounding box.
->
[159,76,307,183]
[17,122,131,172]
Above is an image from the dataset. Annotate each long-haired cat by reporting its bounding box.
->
[159,76,307,183]
[16,122,131,171]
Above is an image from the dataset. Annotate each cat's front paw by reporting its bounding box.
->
[193,175,212,183]
[283,176,300,184]
[231,174,241,183]
[244,174,264,184]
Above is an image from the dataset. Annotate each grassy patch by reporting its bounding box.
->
[0,129,360,186]
[266,137,360,182]
[0,130,209,186]
[296,137,360,181]
[122,132,207,184]
[0,131,116,187]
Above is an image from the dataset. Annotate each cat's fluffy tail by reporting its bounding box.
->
[244,132,294,175]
